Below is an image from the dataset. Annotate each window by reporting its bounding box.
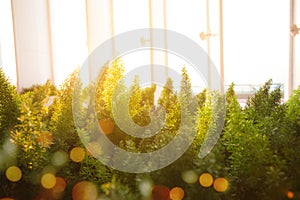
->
[0,0,17,85]
[49,0,88,85]
[223,1,289,88]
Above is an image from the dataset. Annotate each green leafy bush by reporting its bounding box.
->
[2,62,300,199]
[0,68,20,137]
[7,81,56,199]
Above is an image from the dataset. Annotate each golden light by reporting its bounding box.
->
[152,185,170,200]
[72,181,98,200]
[36,131,53,147]
[170,187,184,200]
[0,198,15,200]
[181,170,198,184]
[6,166,22,182]
[52,150,68,167]
[70,147,85,163]
[41,173,56,189]
[99,118,114,135]
[287,191,294,199]
[199,173,214,188]
[213,177,229,192]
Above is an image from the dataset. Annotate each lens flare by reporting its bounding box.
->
[72,181,97,200]
[70,147,85,163]
[41,173,56,189]
[181,170,198,184]
[6,166,22,182]
[170,187,184,200]
[213,177,229,192]
[199,173,214,188]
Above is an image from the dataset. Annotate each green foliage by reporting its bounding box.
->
[129,76,156,127]
[0,68,20,136]
[223,81,287,199]
[50,69,82,151]
[287,85,300,131]
[94,59,127,146]
[19,81,57,96]
[179,67,195,115]
[195,90,225,155]
[95,58,125,120]
[100,176,141,200]
[79,155,112,184]
[284,86,300,192]
[195,89,212,149]
[158,77,180,133]
[2,62,300,199]
[50,69,112,191]
[6,81,56,199]
[11,81,56,172]
[245,80,282,122]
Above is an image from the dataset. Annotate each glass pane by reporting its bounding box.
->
[49,0,88,86]
[223,1,289,89]
[114,0,149,34]
[0,0,17,85]
[113,0,151,80]
[166,0,208,92]
[294,0,300,88]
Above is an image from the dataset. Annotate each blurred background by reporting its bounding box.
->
[0,0,299,102]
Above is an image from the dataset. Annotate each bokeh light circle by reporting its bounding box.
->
[41,173,56,189]
[70,147,85,163]
[181,170,198,184]
[52,150,68,167]
[287,191,294,199]
[199,173,214,188]
[138,179,153,197]
[213,177,229,192]
[152,185,170,200]
[6,166,22,182]
[52,177,67,193]
[72,181,97,200]
[99,118,114,135]
[170,187,184,200]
